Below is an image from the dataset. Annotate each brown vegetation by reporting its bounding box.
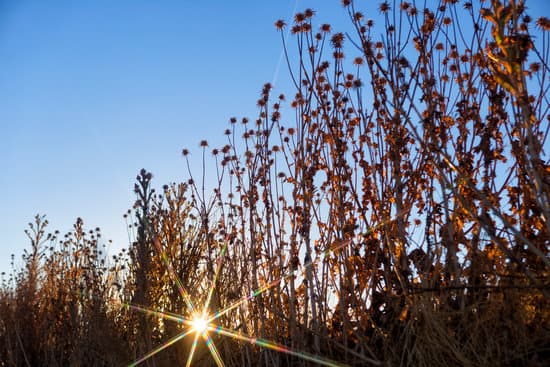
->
[1,1,549,366]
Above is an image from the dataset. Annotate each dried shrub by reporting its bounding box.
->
[1,1,549,366]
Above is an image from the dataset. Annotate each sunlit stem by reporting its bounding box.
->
[210,213,407,324]
[212,277,283,321]
[209,325,349,367]
[209,236,361,322]
[129,329,194,367]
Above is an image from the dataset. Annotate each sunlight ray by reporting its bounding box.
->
[203,331,225,367]
[129,328,194,367]
[124,303,186,324]
[210,277,284,321]
[185,331,201,367]
[209,325,349,367]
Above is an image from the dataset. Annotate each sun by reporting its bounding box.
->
[189,313,209,334]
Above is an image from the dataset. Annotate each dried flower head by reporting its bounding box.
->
[529,62,541,73]
[304,8,315,19]
[537,17,550,31]
[275,19,286,30]
[331,32,345,48]
[379,2,390,13]
[295,12,306,23]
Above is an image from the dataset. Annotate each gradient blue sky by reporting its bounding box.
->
[0,0,360,274]
[1,1,548,275]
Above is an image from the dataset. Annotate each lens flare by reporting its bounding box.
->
[190,314,208,334]
[124,212,405,366]
[128,328,194,367]
[209,325,349,367]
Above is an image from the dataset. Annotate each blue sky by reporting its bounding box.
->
[0,0,359,274]
[1,1,548,275]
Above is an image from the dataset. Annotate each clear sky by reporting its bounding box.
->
[1,1,548,275]
[0,0,358,274]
